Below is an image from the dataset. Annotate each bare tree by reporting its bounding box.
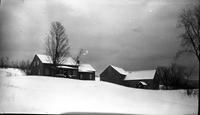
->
[176,1,200,62]
[18,60,31,74]
[0,56,9,68]
[184,66,196,84]
[155,64,185,90]
[45,21,70,68]
[182,65,196,95]
[167,63,186,88]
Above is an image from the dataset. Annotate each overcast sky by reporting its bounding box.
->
[0,0,198,77]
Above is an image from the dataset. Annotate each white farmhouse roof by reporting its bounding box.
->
[110,65,129,75]
[124,70,156,80]
[79,64,96,72]
[36,54,77,65]
[36,54,52,64]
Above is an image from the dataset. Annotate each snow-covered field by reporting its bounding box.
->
[0,68,26,77]
[0,68,198,114]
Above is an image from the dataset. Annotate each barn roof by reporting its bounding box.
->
[110,65,129,75]
[36,54,77,65]
[37,54,52,64]
[124,70,156,80]
[78,64,96,72]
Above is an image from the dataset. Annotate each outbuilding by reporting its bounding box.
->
[124,70,156,89]
[78,64,96,80]
[100,65,128,85]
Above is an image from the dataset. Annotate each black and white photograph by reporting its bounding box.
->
[0,0,199,114]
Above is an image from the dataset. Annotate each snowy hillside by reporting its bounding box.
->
[0,68,198,114]
[0,68,25,77]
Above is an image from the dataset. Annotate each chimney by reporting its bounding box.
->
[77,60,80,65]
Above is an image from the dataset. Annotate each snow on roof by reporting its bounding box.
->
[79,64,96,72]
[124,70,156,80]
[139,81,147,85]
[110,65,129,75]
[36,54,77,65]
[62,57,77,65]
[36,54,52,64]
[57,66,77,69]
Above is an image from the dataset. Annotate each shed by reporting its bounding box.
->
[100,65,129,85]
[78,64,96,80]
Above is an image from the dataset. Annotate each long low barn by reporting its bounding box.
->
[99,65,160,89]
[100,65,199,89]
[123,70,157,89]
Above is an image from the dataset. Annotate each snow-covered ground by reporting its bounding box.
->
[0,68,198,114]
[0,68,25,77]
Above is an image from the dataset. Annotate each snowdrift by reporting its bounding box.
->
[0,68,26,77]
[0,68,198,114]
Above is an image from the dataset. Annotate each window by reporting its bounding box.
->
[37,60,39,66]
[80,74,83,79]
[38,69,40,75]
[89,74,93,79]
[68,70,71,75]
[73,70,76,75]
[34,61,36,67]
[34,60,39,67]
[59,69,63,74]
[45,68,49,75]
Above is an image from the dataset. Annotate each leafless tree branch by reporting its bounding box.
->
[45,21,70,67]
[177,1,200,61]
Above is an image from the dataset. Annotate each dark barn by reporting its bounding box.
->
[30,54,78,79]
[123,70,156,89]
[100,65,128,85]
[78,64,96,80]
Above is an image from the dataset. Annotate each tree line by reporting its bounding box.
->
[0,56,31,74]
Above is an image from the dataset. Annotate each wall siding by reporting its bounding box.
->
[123,79,154,89]
[79,72,95,80]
